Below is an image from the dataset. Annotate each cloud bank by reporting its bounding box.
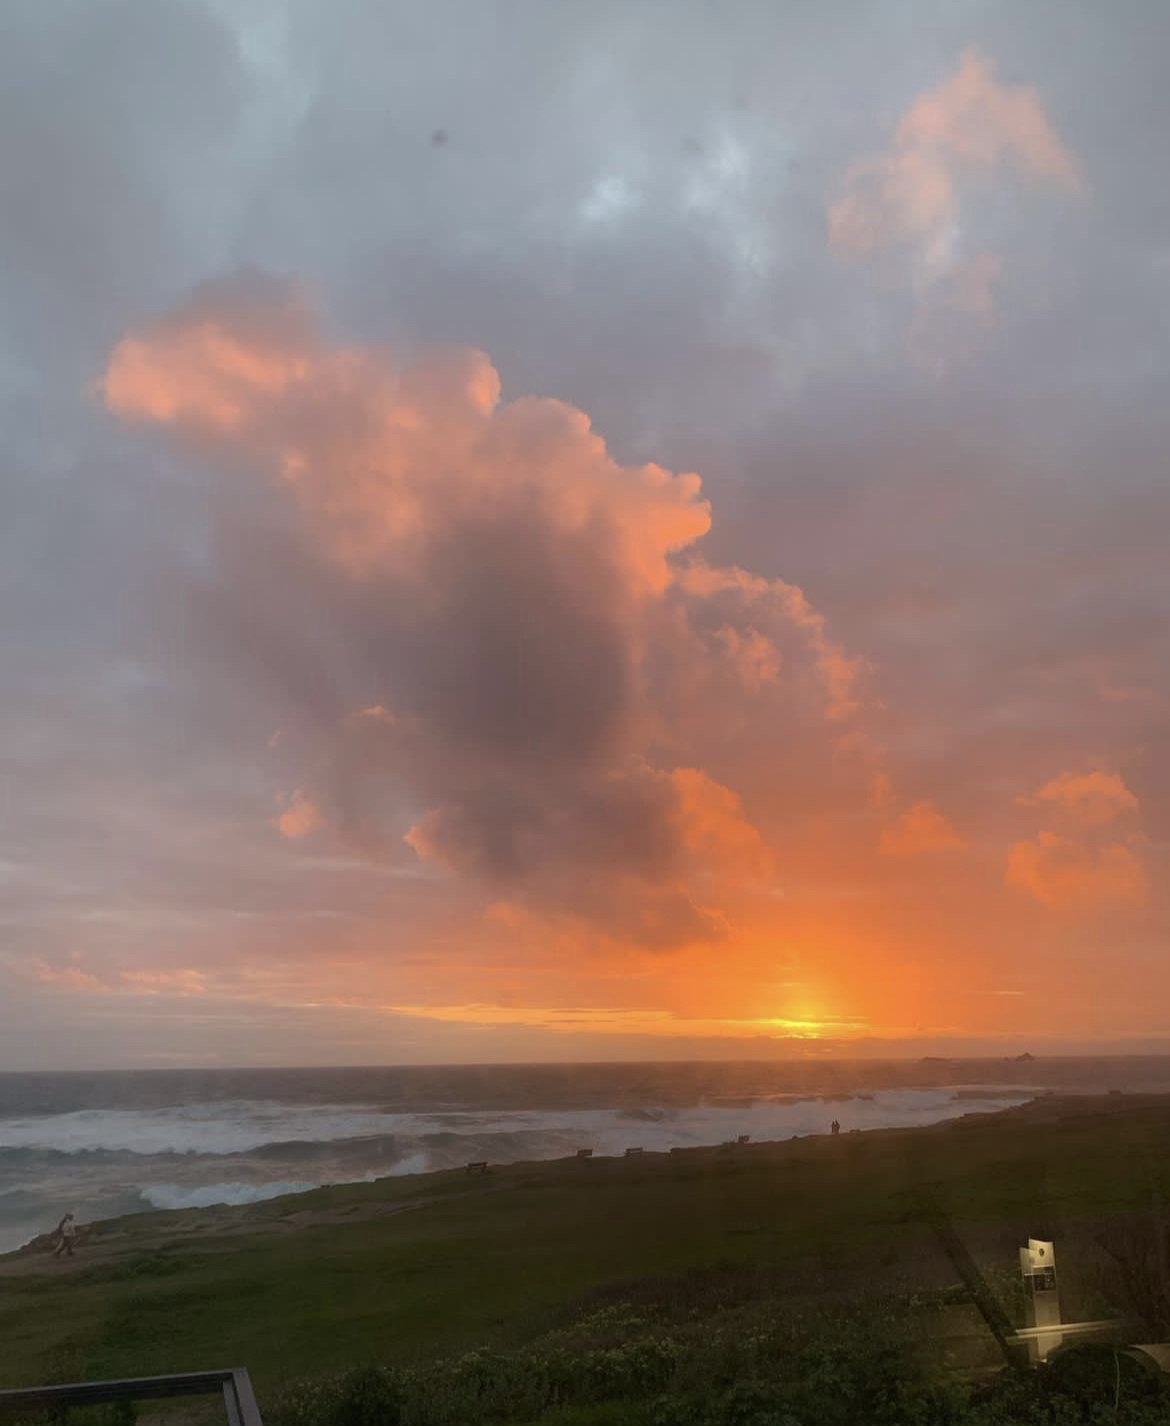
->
[103,274,859,949]
[4,0,1169,1061]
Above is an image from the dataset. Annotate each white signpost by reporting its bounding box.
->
[1019,1239,1062,1362]
[1012,1237,1119,1363]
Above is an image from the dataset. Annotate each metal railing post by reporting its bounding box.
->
[0,1369,264,1426]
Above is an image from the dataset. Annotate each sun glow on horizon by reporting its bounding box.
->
[381,1002,871,1041]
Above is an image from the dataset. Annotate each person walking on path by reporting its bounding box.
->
[52,1212,77,1258]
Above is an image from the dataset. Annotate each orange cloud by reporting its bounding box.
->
[669,767,773,880]
[100,278,318,431]
[1028,769,1140,826]
[713,626,781,690]
[276,788,325,840]
[1006,832,1148,911]
[879,800,964,857]
[101,276,867,953]
[101,274,709,594]
[102,324,309,432]
[1008,769,1147,910]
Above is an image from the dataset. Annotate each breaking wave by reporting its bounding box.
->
[140,1180,323,1211]
[0,1083,1038,1255]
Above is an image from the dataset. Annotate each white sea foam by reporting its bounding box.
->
[137,1150,444,1215]
[0,1086,1037,1255]
[389,1151,432,1177]
[0,1102,438,1156]
[0,1088,1036,1159]
[141,1180,323,1210]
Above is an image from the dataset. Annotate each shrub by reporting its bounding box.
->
[271,1367,410,1426]
[268,1294,1170,1426]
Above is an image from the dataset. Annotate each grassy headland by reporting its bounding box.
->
[2,1094,1170,1421]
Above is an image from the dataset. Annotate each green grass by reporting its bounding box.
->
[2,1095,1169,1404]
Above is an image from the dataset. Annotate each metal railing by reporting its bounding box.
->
[0,1370,262,1426]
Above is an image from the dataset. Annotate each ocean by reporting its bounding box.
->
[3,1057,1168,1256]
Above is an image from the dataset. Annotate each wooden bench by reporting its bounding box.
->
[737,1134,751,1145]
[624,1147,644,1157]
[575,1148,593,1159]
[465,1161,489,1175]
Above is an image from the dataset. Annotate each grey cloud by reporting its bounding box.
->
[407,504,633,768]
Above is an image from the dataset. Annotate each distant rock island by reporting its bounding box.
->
[917,1051,1035,1064]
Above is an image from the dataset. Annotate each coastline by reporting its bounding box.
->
[3,1091,1170,1394]
[0,1089,1079,1273]
[0,1080,1042,1258]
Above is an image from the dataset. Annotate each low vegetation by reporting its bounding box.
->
[267,1297,1170,1426]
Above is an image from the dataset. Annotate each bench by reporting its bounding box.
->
[624,1147,644,1157]
[575,1148,593,1159]
[737,1134,751,1145]
[465,1161,489,1175]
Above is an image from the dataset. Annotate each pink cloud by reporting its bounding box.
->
[26,960,106,993]
[893,49,1081,190]
[829,47,1083,335]
[830,48,1082,261]
[18,960,207,997]
[117,968,206,996]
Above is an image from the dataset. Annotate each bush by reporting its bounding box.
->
[271,1367,410,1426]
[268,1295,1170,1426]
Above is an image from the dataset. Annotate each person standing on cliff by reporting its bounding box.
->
[52,1212,77,1257]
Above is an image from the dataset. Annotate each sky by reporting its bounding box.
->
[1,1,1168,1069]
